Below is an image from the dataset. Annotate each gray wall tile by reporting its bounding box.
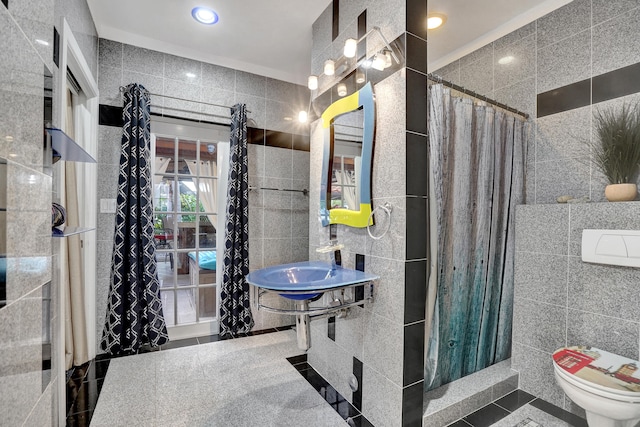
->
[535,157,590,204]
[494,35,535,91]
[123,44,164,76]
[592,0,640,25]
[512,343,564,407]
[593,6,640,75]
[537,0,591,49]
[514,252,568,306]
[201,63,235,90]
[494,78,536,117]
[361,365,403,427]
[236,70,266,97]
[99,38,122,69]
[164,54,202,85]
[515,204,569,255]
[512,298,566,353]
[567,256,640,321]
[537,30,591,94]
[566,309,639,359]
[460,54,494,96]
[535,105,591,162]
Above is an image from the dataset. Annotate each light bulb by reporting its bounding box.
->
[343,38,357,58]
[337,83,347,97]
[298,111,308,123]
[191,7,219,25]
[372,54,386,71]
[384,50,393,68]
[356,71,365,84]
[308,75,318,90]
[324,59,335,76]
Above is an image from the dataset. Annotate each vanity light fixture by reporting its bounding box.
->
[308,75,318,90]
[191,6,219,25]
[343,38,358,58]
[298,111,308,123]
[337,83,347,97]
[324,60,336,76]
[427,13,447,30]
[371,54,386,71]
[307,27,400,91]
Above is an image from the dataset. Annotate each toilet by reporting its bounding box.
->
[553,346,640,427]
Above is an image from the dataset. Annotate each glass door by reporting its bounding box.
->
[151,122,228,339]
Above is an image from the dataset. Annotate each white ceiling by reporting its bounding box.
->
[87,0,572,86]
[87,0,332,85]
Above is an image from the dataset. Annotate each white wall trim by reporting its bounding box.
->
[429,0,573,72]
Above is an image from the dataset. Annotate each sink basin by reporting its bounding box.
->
[246,261,378,300]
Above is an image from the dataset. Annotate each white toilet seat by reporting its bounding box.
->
[554,363,640,403]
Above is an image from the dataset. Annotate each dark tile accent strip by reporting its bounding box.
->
[99,104,123,127]
[53,27,60,67]
[160,337,199,350]
[350,414,375,427]
[593,61,640,105]
[332,0,340,41]
[463,403,510,427]
[286,354,308,366]
[406,33,428,74]
[404,260,427,324]
[403,321,425,386]
[328,316,336,341]
[357,11,367,61]
[529,398,588,427]
[42,281,52,392]
[405,197,427,260]
[402,380,424,427]
[293,134,310,151]
[537,78,590,118]
[247,127,264,145]
[406,132,428,196]
[352,357,363,410]
[406,0,427,40]
[494,389,536,412]
[265,130,293,149]
[406,69,428,134]
[1,0,7,9]
[355,254,365,304]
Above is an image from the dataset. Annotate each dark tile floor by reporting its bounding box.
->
[65,325,294,427]
[287,355,374,427]
[448,389,588,427]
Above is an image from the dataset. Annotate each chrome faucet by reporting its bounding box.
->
[316,240,344,269]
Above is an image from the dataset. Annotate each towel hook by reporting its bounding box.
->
[367,202,393,240]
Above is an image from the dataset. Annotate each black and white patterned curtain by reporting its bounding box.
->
[101,83,169,354]
[220,104,254,337]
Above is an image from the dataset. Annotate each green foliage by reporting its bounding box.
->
[591,103,640,184]
[179,193,210,223]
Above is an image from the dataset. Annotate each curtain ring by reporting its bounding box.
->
[367,202,393,240]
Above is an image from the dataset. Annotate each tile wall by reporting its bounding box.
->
[432,0,640,204]
[0,0,97,424]
[95,39,311,347]
[308,1,428,426]
[513,202,640,416]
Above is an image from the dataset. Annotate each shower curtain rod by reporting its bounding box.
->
[427,73,529,119]
[118,86,252,113]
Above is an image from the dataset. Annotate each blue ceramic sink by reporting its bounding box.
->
[246,261,378,300]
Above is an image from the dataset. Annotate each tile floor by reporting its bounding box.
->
[68,329,589,427]
[447,389,588,427]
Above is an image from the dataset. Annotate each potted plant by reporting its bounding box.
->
[590,103,640,201]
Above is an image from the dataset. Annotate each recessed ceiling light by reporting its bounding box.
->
[35,39,49,46]
[185,72,196,78]
[427,13,447,30]
[498,56,515,65]
[191,7,219,25]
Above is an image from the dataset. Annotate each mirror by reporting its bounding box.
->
[320,82,375,227]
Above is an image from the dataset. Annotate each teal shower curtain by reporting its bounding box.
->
[426,84,527,389]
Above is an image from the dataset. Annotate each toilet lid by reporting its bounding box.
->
[553,346,640,397]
